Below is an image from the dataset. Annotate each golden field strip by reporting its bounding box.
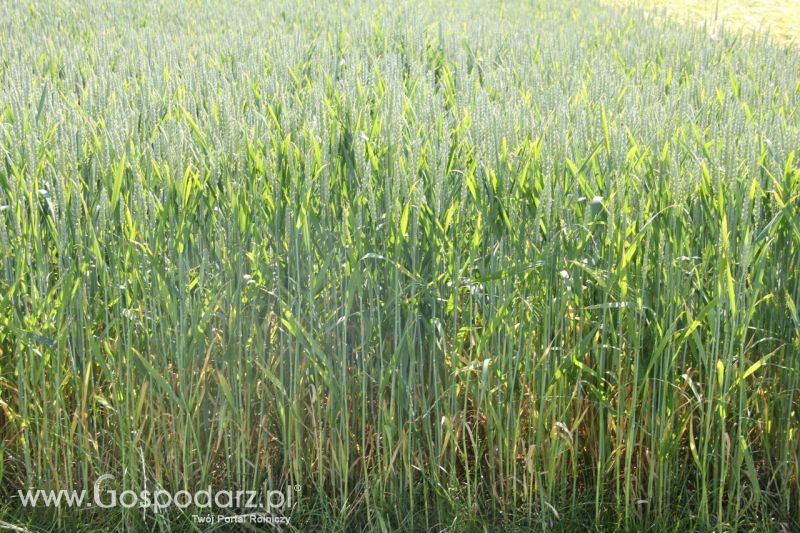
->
[609,0,800,44]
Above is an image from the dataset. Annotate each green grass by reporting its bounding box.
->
[0,0,799,530]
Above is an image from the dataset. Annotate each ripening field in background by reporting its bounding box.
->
[0,0,798,530]
[607,0,800,46]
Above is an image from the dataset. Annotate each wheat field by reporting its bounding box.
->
[0,0,798,531]
[608,0,800,45]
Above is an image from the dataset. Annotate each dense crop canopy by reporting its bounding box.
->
[0,0,798,530]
